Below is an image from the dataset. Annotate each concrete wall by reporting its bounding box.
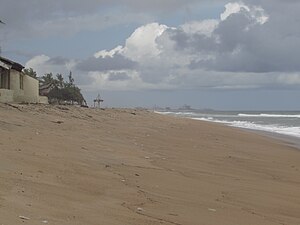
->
[38,96,49,104]
[9,69,25,102]
[0,69,10,89]
[21,74,39,103]
[0,89,14,102]
[0,69,46,104]
[9,69,21,91]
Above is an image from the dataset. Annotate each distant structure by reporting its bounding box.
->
[93,93,104,108]
[178,104,193,110]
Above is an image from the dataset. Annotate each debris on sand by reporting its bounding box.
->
[19,215,30,220]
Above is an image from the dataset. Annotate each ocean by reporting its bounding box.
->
[156,110,300,139]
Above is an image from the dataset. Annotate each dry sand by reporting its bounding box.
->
[0,103,299,225]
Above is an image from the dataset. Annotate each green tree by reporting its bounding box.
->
[23,68,37,79]
[41,73,54,84]
[68,71,74,86]
[43,71,86,106]
[56,73,64,88]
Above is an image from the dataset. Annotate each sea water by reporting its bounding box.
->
[156,110,300,139]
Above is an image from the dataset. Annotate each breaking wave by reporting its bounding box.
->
[238,113,300,118]
[194,117,300,138]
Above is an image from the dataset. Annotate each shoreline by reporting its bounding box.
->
[245,128,300,151]
[155,110,300,147]
[1,104,300,225]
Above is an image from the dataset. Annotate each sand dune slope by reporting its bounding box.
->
[0,103,299,225]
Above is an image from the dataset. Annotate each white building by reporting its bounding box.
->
[0,56,48,104]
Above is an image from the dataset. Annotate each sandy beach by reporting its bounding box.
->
[0,103,299,225]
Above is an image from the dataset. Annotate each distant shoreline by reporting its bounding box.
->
[155,110,300,149]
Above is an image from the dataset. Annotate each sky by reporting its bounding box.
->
[1,0,300,110]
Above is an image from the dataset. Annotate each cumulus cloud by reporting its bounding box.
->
[180,20,219,37]
[163,1,300,75]
[220,2,268,24]
[77,54,137,72]
[24,1,300,92]
[25,55,75,76]
[108,72,131,81]
[122,23,168,62]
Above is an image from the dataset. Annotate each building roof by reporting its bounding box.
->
[0,56,24,72]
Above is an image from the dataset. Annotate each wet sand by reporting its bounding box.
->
[0,103,299,225]
[254,130,300,150]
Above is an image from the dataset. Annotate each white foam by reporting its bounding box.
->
[154,111,173,115]
[238,113,300,118]
[155,111,198,116]
[155,111,300,138]
[194,117,300,138]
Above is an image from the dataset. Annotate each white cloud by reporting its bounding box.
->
[220,2,250,21]
[122,23,169,62]
[25,55,76,77]
[24,1,300,93]
[82,70,175,91]
[26,55,50,69]
[94,23,169,64]
[220,2,268,25]
[94,46,124,58]
[181,20,219,37]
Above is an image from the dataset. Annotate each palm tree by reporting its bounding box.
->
[41,73,54,84]
[56,74,64,88]
[23,68,37,79]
